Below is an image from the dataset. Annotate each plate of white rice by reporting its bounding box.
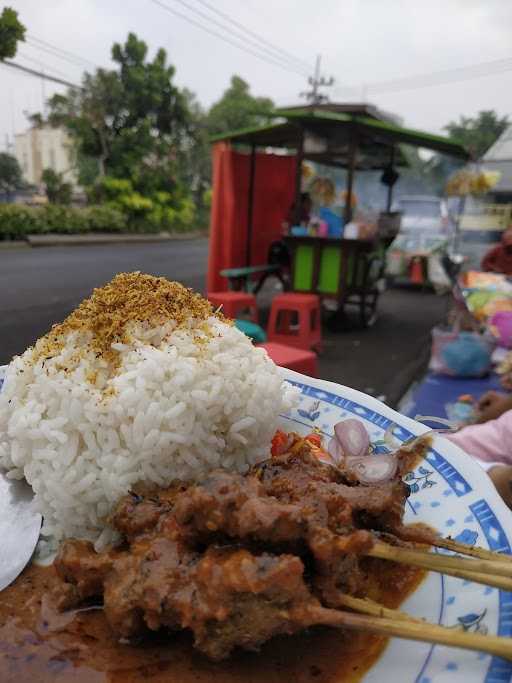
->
[0,273,298,550]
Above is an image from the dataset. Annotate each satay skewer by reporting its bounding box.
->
[311,606,512,661]
[366,542,512,591]
[333,594,424,623]
[372,541,512,578]
[432,536,512,563]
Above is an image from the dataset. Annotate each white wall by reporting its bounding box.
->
[14,126,78,187]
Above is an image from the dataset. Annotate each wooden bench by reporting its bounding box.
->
[220,264,286,294]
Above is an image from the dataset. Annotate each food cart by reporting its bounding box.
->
[207,104,469,323]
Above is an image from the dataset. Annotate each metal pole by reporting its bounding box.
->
[245,143,256,267]
[386,146,396,212]
[344,129,358,224]
[293,129,305,225]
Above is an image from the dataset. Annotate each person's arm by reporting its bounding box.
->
[487,465,512,508]
[482,245,500,272]
[447,409,512,464]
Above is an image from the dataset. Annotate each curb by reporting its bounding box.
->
[0,241,30,250]
[20,232,207,247]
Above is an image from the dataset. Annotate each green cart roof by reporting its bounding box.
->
[211,108,469,169]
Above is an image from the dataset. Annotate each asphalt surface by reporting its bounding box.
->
[1,240,449,406]
[1,240,209,365]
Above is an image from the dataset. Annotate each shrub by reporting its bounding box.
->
[90,175,196,232]
[0,187,196,239]
[85,206,125,233]
[0,203,128,239]
[0,204,40,239]
[39,205,88,234]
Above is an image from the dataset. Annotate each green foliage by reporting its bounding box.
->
[87,175,195,232]
[0,204,127,239]
[0,153,23,192]
[444,110,509,159]
[0,205,39,239]
[47,32,192,190]
[0,7,26,60]
[42,169,73,205]
[85,206,125,232]
[206,75,274,136]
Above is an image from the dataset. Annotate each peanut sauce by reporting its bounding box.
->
[0,558,424,683]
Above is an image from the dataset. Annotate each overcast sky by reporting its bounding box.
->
[1,0,511,150]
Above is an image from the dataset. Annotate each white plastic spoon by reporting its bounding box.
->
[0,472,41,591]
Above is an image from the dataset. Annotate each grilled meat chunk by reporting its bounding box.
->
[53,444,412,660]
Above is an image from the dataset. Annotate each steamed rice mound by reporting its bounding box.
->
[0,273,298,548]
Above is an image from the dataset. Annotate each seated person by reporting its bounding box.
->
[284,192,312,230]
[447,390,512,507]
[482,228,512,275]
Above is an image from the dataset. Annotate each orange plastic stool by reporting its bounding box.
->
[267,293,321,351]
[207,291,258,322]
[258,342,318,378]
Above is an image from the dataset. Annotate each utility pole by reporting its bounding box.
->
[300,55,334,105]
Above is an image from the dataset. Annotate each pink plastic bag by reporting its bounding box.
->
[490,311,512,348]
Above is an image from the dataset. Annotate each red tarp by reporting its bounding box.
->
[207,142,297,292]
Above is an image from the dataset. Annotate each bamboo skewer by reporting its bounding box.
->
[372,540,512,578]
[366,542,512,592]
[433,537,512,564]
[333,594,424,623]
[319,609,512,661]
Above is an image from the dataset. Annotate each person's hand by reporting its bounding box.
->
[501,372,512,391]
[488,465,512,508]
[476,391,512,423]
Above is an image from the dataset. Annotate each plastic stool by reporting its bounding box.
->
[267,293,321,351]
[258,342,318,377]
[208,291,258,322]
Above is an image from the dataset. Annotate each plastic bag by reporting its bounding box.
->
[429,326,493,377]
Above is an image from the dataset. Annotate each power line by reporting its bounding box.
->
[171,0,309,76]
[334,55,512,97]
[148,0,309,78]
[27,35,98,69]
[1,60,82,90]
[193,0,312,73]
[17,51,74,80]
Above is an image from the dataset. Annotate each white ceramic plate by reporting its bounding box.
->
[1,364,512,682]
[278,368,512,683]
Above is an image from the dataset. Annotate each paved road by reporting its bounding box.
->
[318,288,449,407]
[1,240,209,365]
[1,240,448,406]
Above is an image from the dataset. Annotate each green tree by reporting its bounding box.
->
[180,89,211,222]
[42,169,72,205]
[47,33,192,194]
[206,75,274,136]
[0,7,25,60]
[444,110,509,159]
[0,153,23,192]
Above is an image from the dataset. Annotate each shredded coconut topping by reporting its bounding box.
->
[33,272,223,368]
